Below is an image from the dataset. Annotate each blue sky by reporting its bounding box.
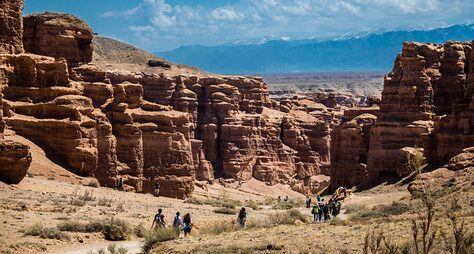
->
[24,0,474,52]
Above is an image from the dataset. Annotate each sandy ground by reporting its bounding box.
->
[1,131,472,254]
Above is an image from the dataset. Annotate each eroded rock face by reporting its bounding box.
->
[23,13,93,66]
[367,42,440,177]
[426,41,474,165]
[330,111,377,190]
[0,0,24,54]
[0,140,32,184]
[0,93,32,184]
[0,9,334,196]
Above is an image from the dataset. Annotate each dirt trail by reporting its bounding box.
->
[48,241,141,254]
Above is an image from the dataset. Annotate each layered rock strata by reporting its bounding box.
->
[0,0,24,54]
[23,12,93,66]
[0,10,336,196]
[330,110,377,190]
[0,0,32,184]
[367,42,440,177]
[425,41,474,165]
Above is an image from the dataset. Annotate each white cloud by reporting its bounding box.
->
[210,6,244,21]
[128,25,155,32]
[100,0,474,51]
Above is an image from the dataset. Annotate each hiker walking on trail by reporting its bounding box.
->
[306,195,312,208]
[237,207,247,227]
[154,181,160,197]
[318,199,325,221]
[323,201,330,221]
[173,212,183,231]
[182,213,192,236]
[151,208,166,229]
[117,177,124,191]
[311,205,320,223]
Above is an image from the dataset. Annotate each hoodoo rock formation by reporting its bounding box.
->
[330,40,474,190]
[368,41,474,177]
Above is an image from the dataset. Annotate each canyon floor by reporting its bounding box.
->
[1,132,472,254]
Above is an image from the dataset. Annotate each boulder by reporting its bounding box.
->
[0,140,32,184]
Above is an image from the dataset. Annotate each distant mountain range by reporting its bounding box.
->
[156,24,474,74]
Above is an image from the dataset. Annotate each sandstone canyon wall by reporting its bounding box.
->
[0,3,333,197]
[0,0,32,184]
[330,40,474,190]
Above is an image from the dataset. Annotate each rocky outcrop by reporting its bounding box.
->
[0,0,24,54]
[0,139,32,184]
[425,41,474,165]
[0,9,336,196]
[408,147,474,195]
[0,0,32,184]
[331,111,377,189]
[23,12,93,66]
[367,42,440,177]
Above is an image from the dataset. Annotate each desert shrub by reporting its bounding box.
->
[40,227,69,240]
[134,224,146,238]
[24,223,44,236]
[379,202,409,216]
[102,218,131,241]
[87,245,128,254]
[185,197,204,205]
[25,224,69,240]
[270,208,308,225]
[272,199,302,210]
[245,200,261,210]
[406,148,427,176]
[142,227,179,253]
[350,202,409,221]
[185,196,241,209]
[194,244,284,254]
[57,220,86,232]
[85,179,100,188]
[213,207,236,215]
[442,200,474,254]
[330,217,347,226]
[345,204,367,214]
[85,219,106,233]
[97,197,113,207]
[207,221,240,235]
[70,188,96,206]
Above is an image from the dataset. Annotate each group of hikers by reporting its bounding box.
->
[151,209,193,236]
[151,207,248,235]
[308,195,342,222]
[150,188,348,236]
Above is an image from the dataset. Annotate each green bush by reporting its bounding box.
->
[142,227,179,253]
